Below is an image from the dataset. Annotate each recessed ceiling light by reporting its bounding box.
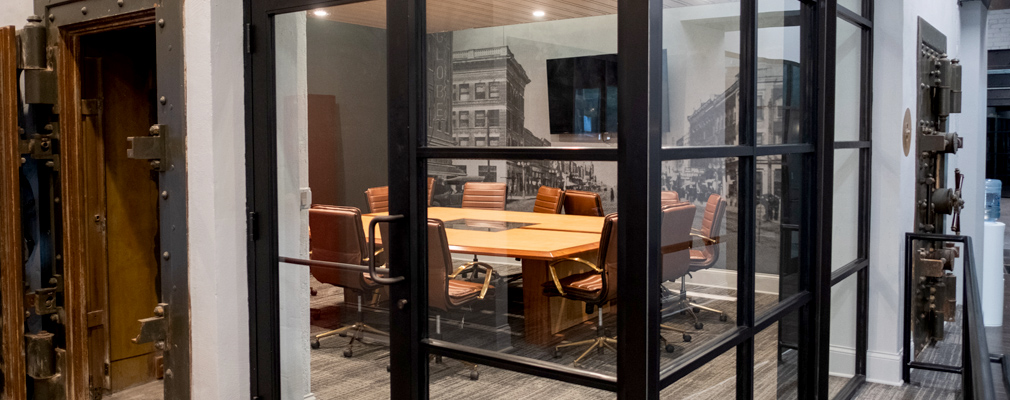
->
[532,10,546,17]
[313,10,330,17]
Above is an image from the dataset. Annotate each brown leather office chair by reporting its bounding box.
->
[365,177,435,214]
[533,186,565,214]
[661,190,680,206]
[543,213,618,367]
[428,218,497,380]
[655,202,699,352]
[683,194,729,323]
[461,182,507,210]
[308,206,386,356]
[563,190,604,216]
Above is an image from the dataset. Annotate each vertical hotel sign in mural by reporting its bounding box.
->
[427,32,454,147]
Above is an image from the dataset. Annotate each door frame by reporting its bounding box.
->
[0,1,190,399]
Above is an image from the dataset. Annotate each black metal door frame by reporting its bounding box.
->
[243,0,875,399]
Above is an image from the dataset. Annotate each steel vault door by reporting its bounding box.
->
[0,1,190,399]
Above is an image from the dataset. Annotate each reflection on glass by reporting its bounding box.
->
[757,154,804,315]
[754,310,800,399]
[757,0,804,144]
[275,6,392,398]
[835,20,862,142]
[661,1,741,147]
[828,278,858,398]
[658,158,739,365]
[423,159,619,375]
[832,149,860,270]
[662,348,736,397]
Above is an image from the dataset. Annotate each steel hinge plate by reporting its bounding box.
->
[127,125,167,170]
[132,303,169,345]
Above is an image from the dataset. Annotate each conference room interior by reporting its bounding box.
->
[270,0,867,398]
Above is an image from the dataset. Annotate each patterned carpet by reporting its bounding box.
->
[305,267,848,399]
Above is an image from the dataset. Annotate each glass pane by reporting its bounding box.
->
[429,363,614,398]
[657,157,739,365]
[275,7,392,398]
[425,0,619,148]
[420,159,619,376]
[757,0,804,144]
[662,1,742,148]
[832,149,859,271]
[837,0,861,16]
[757,154,805,316]
[661,348,736,397]
[835,20,861,142]
[754,310,800,399]
[828,277,858,398]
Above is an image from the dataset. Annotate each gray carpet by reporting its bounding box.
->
[306,269,845,399]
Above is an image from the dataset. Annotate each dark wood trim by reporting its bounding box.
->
[0,25,28,400]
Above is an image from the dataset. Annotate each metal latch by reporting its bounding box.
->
[132,303,168,350]
[128,125,167,170]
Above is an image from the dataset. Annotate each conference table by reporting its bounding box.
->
[363,207,605,345]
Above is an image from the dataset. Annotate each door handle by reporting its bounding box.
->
[367,214,404,285]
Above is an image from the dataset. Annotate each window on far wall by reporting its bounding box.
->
[453,111,457,128]
[460,111,469,128]
[489,82,501,99]
[460,84,470,101]
[488,110,500,127]
[475,83,486,100]
[476,110,486,127]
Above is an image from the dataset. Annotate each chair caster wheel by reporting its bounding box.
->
[692,307,700,313]
[387,364,391,372]
[310,339,321,349]
[665,344,676,353]
[683,334,692,342]
[343,349,353,358]
[435,355,443,364]
[719,314,728,322]
[554,349,562,359]
[338,333,348,337]
[469,370,480,381]
[694,322,704,330]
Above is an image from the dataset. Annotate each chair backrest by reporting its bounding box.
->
[308,205,369,291]
[365,177,435,213]
[461,182,507,210]
[589,213,620,305]
[659,202,696,283]
[533,186,565,214]
[563,190,604,216]
[426,218,455,312]
[697,194,727,264]
[364,186,389,214]
[660,191,680,207]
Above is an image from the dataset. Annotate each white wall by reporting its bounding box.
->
[867,0,989,386]
[184,0,251,399]
[988,9,1010,50]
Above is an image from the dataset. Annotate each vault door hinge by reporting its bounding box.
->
[132,303,169,351]
[127,124,167,170]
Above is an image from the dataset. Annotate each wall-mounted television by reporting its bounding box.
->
[546,54,619,136]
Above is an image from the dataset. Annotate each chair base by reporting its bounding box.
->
[431,354,480,380]
[310,322,388,357]
[554,335,617,368]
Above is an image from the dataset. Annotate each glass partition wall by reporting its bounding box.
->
[245,0,873,398]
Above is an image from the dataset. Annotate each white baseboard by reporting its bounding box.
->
[828,345,856,378]
[303,393,317,400]
[865,349,904,386]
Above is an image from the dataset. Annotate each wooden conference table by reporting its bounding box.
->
[363,207,605,345]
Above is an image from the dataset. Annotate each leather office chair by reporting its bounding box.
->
[563,190,604,216]
[365,177,435,214]
[308,206,386,357]
[461,182,507,210]
[656,202,698,352]
[543,213,618,367]
[427,218,498,380]
[661,190,680,206]
[683,194,729,323]
[533,186,565,214]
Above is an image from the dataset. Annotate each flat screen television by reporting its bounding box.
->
[546,54,619,136]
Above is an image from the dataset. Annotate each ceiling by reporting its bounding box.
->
[314,0,738,32]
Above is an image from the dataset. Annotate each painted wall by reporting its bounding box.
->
[988,9,1010,50]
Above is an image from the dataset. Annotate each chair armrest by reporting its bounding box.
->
[448,261,496,300]
[546,258,602,297]
[690,232,718,245]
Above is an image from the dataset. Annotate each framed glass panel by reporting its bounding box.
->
[757,0,804,144]
[756,154,805,316]
[832,149,860,271]
[828,276,858,398]
[754,310,800,399]
[834,20,862,142]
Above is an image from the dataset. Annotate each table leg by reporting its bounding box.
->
[521,259,555,345]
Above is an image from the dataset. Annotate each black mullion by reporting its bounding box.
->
[832,141,870,149]
[754,143,815,155]
[246,5,282,398]
[736,0,757,397]
[660,328,749,387]
[418,147,619,161]
[662,145,752,160]
[829,258,867,285]
[387,0,428,396]
[856,268,869,377]
[258,0,377,15]
[855,0,873,380]
[836,6,871,30]
[616,0,661,395]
